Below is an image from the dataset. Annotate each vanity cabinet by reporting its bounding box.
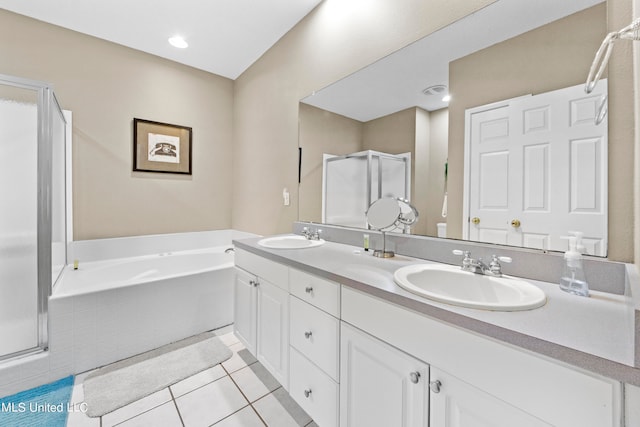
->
[340,322,429,427]
[289,268,341,427]
[429,367,551,427]
[234,249,290,389]
[233,267,257,354]
[341,285,621,427]
[235,246,624,427]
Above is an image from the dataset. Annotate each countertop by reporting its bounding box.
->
[234,235,640,385]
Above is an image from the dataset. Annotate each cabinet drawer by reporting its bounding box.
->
[289,268,340,316]
[235,249,288,291]
[290,347,339,427]
[290,296,340,381]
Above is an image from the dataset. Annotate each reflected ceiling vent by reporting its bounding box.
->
[422,85,447,96]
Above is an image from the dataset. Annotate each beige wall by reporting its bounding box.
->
[0,10,234,240]
[232,0,498,236]
[3,0,634,261]
[363,108,417,218]
[298,103,448,236]
[298,103,362,223]
[425,109,449,237]
[414,108,431,236]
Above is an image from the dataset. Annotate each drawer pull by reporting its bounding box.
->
[305,286,313,294]
[430,380,442,393]
[304,331,313,339]
[410,371,421,384]
[304,389,312,398]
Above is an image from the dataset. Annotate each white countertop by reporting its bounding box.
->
[234,235,639,385]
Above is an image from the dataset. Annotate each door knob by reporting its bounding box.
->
[511,219,521,228]
[429,380,442,393]
[471,217,480,225]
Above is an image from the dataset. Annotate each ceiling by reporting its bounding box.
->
[0,0,322,80]
[301,0,603,121]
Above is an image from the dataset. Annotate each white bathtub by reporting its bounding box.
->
[54,248,233,297]
[47,230,255,375]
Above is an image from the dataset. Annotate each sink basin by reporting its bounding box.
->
[257,235,325,249]
[393,264,546,311]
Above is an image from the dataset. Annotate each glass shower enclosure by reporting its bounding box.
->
[0,74,67,361]
[322,150,411,229]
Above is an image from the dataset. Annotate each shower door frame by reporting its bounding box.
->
[0,73,67,360]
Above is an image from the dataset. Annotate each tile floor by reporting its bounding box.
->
[66,327,317,427]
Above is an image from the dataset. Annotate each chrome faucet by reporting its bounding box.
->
[302,227,322,241]
[452,250,512,277]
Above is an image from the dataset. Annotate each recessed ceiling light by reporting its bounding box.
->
[168,36,188,49]
[442,94,451,102]
[422,85,447,96]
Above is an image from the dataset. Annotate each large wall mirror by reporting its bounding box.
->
[298,0,613,257]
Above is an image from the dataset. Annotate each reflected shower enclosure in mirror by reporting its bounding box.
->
[298,0,613,256]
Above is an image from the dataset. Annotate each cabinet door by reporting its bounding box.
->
[430,367,551,427]
[234,267,257,354]
[256,278,290,389]
[340,323,429,427]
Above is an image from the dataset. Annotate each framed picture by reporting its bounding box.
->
[133,118,192,174]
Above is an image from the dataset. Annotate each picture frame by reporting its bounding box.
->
[133,118,192,175]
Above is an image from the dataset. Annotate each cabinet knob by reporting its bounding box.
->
[409,371,421,384]
[304,389,312,398]
[511,219,521,228]
[471,217,480,225]
[304,331,313,339]
[305,286,313,294]
[429,380,442,393]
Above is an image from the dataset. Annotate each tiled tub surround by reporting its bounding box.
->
[0,230,257,399]
[234,232,639,386]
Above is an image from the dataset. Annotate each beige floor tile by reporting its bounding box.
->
[116,401,182,427]
[66,408,100,427]
[101,388,172,427]
[231,364,280,403]
[213,406,266,426]
[170,364,227,398]
[253,388,311,427]
[222,342,257,374]
[176,376,248,427]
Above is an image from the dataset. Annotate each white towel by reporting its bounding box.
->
[441,192,448,218]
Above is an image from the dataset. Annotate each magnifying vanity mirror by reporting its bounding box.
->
[366,197,419,258]
[297,0,624,258]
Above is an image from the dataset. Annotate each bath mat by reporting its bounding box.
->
[0,375,74,427]
[83,332,232,417]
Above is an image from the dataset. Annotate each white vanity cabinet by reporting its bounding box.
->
[429,367,551,427]
[289,268,341,427]
[235,246,625,427]
[340,322,429,427]
[234,249,290,389]
[341,286,621,427]
[233,267,257,354]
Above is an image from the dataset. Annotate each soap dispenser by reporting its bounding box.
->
[559,234,589,297]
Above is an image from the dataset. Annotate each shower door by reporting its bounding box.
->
[0,74,66,360]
